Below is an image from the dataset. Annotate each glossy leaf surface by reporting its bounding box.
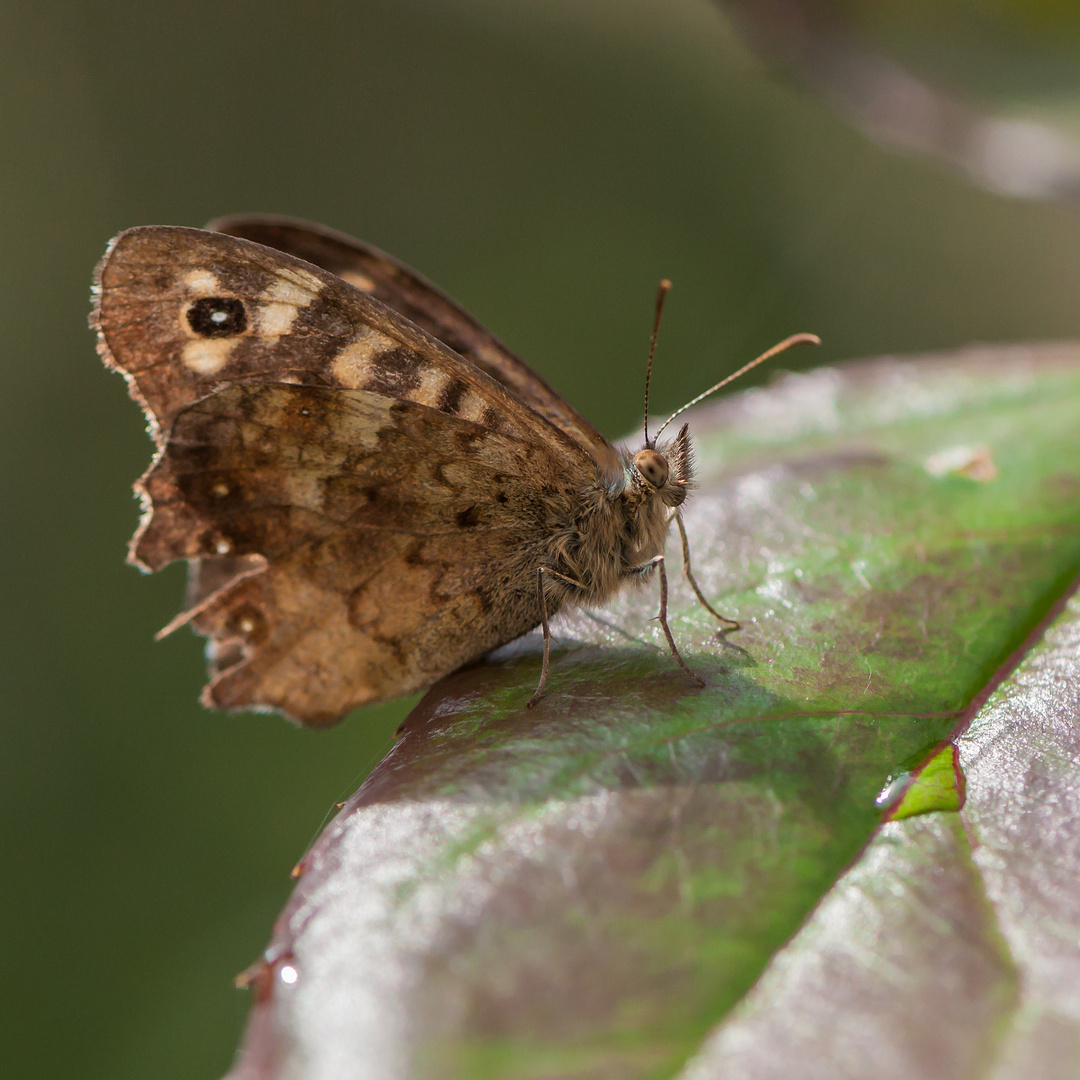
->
[687,591,1080,1079]
[225,343,1080,1080]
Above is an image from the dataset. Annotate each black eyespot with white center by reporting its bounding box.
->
[187,297,247,338]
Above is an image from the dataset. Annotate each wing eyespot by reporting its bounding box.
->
[187,297,248,338]
[227,605,268,644]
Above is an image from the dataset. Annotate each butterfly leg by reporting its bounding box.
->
[627,554,706,688]
[526,565,588,709]
[675,511,740,631]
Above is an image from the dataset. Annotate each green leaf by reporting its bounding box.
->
[225,344,1080,1080]
[724,0,1080,204]
[684,592,1080,1079]
[879,742,964,820]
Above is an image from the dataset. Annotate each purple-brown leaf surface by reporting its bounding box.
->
[225,343,1080,1080]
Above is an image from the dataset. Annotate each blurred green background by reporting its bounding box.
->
[4,1,1080,1077]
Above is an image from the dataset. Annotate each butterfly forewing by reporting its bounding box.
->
[208,215,622,480]
[93,226,602,724]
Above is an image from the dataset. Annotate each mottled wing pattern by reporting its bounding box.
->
[145,385,574,724]
[93,226,599,724]
[208,214,623,482]
[94,227,568,448]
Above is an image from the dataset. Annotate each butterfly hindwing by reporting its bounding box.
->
[150,383,567,723]
[135,382,574,569]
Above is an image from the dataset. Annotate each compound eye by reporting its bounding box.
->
[633,448,669,488]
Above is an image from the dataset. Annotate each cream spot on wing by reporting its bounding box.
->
[215,538,233,555]
[251,270,325,336]
[264,268,323,307]
[456,389,490,424]
[182,338,236,375]
[341,270,376,292]
[182,269,222,294]
[257,301,299,336]
[330,327,397,388]
[412,366,451,408]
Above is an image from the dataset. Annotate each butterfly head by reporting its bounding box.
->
[636,277,817,515]
[631,422,693,507]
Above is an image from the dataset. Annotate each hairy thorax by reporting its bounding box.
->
[545,461,679,611]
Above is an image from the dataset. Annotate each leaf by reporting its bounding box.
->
[224,344,1080,1080]
[682,591,1080,1080]
[880,741,965,820]
[722,0,1080,205]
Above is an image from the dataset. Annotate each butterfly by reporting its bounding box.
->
[92,215,817,725]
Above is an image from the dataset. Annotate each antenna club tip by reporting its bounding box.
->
[659,278,672,291]
[787,332,821,347]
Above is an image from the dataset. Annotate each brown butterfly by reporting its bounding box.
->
[92,216,817,725]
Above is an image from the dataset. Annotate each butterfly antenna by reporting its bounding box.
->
[642,278,672,447]
[653,333,821,441]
